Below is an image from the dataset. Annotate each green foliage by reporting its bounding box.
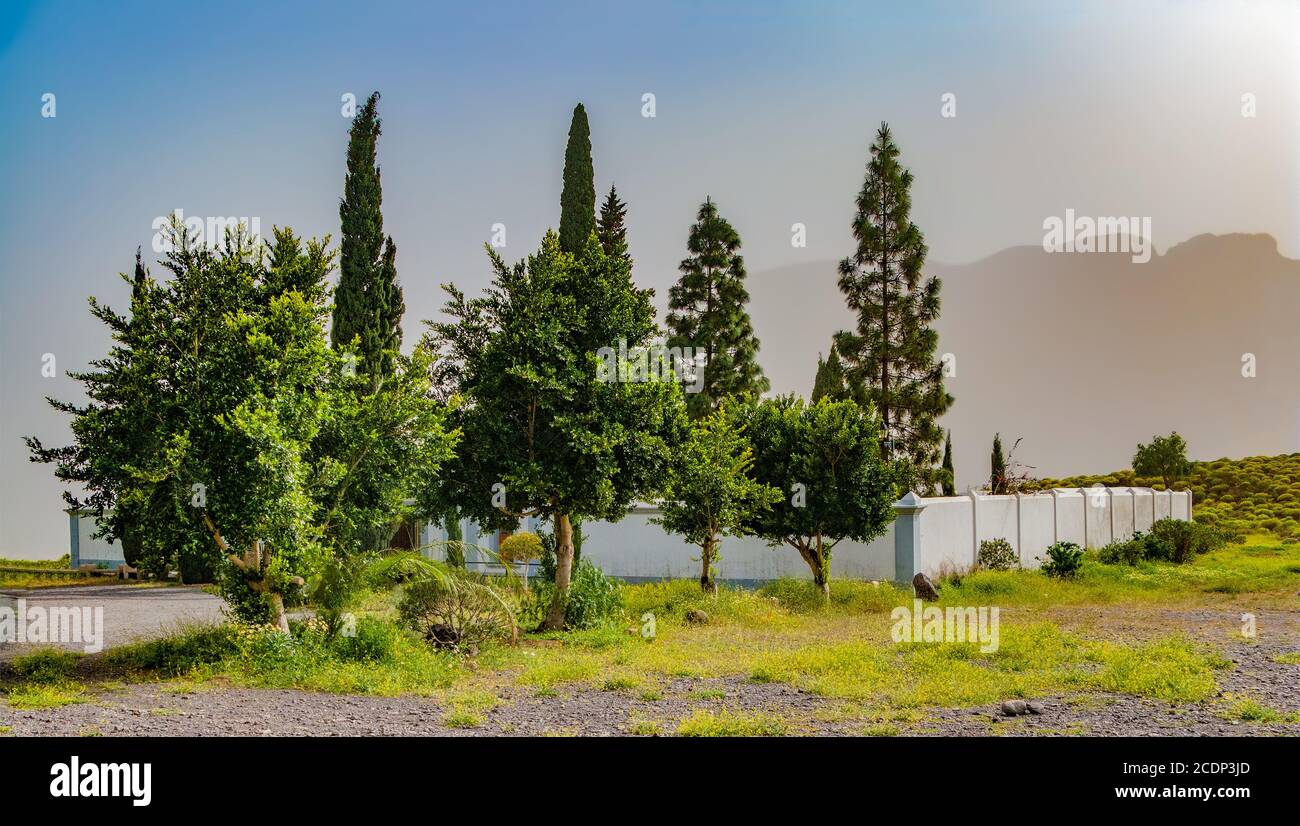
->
[375,552,517,650]
[1133,432,1191,489]
[423,230,686,627]
[498,531,543,564]
[1097,534,1148,566]
[105,625,240,676]
[666,197,769,418]
[597,184,630,263]
[654,405,782,590]
[977,537,1018,570]
[990,433,1007,494]
[834,123,951,488]
[940,431,956,496]
[10,649,82,683]
[559,103,596,255]
[529,558,623,630]
[1040,541,1084,578]
[332,91,404,379]
[731,396,899,592]
[1149,518,1235,564]
[810,340,849,404]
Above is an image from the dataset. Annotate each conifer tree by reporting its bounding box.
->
[597,184,629,262]
[559,103,596,255]
[811,340,848,403]
[990,433,1007,495]
[834,123,951,486]
[941,430,956,496]
[332,91,403,380]
[666,197,769,418]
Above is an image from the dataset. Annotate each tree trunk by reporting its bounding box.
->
[699,538,718,595]
[542,513,574,631]
[267,591,290,634]
[812,534,830,601]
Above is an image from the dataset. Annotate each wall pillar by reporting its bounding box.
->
[893,491,927,584]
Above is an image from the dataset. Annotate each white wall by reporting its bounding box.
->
[896,487,1193,578]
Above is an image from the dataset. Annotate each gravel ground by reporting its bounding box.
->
[1,603,1297,737]
[0,585,226,661]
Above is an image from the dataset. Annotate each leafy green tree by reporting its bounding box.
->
[731,396,899,598]
[834,123,951,487]
[28,220,456,630]
[666,197,769,418]
[811,340,849,403]
[332,91,404,380]
[990,433,1007,494]
[654,405,781,593]
[597,184,630,263]
[1133,432,1191,489]
[424,231,687,630]
[559,103,596,255]
[940,430,956,496]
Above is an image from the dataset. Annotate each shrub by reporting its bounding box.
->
[529,558,623,630]
[1150,518,1232,564]
[105,625,239,675]
[1098,533,1148,566]
[498,532,543,566]
[397,572,516,651]
[328,615,404,663]
[977,538,1018,570]
[10,649,81,683]
[1040,541,1084,578]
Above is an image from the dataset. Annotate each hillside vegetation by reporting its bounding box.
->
[1025,453,1300,539]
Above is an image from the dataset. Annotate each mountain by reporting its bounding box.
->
[746,233,1300,490]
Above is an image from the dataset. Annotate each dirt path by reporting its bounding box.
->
[3,606,1298,737]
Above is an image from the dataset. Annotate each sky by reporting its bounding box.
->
[1,0,1297,557]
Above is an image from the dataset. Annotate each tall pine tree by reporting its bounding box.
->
[667,197,769,418]
[834,123,951,488]
[941,430,956,495]
[332,91,403,381]
[597,184,629,262]
[811,340,848,403]
[559,103,596,255]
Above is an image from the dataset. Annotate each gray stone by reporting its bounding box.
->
[912,573,941,602]
[1001,699,1028,716]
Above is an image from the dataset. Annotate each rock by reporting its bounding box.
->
[685,608,710,625]
[912,573,941,602]
[1000,699,1028,716]
[1026,702,1044,715]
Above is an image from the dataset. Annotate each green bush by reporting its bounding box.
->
[1149,518,1234,564]
[530,558,623,630]
[328,615,404,663]
[10,649,82,683]
[1040,541,1084,578]
[977,537,1018,570]
[105,625,239,676]
[1098,534,1146,566]
[498,531,543,565]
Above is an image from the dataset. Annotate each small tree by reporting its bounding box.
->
[654,406,781,593]
[1133,432,1191,489]
[810,341,849,403]
[940,430,956,496]
[424,231,686,630]
[559,103,596,255]
[734,396,899,598]
[597,184,630,264]
[990,433,1007,494]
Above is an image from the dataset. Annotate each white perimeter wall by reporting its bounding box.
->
[902,487,1193,575]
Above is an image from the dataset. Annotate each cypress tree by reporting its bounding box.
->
[811,340,848,403]
[666,197,769,418]
[332,91,403,380]
[941,431,956,496]
[834,123,952,487]
[597,184,629,262]
[990,433,1006,495]
[559,103,596,255]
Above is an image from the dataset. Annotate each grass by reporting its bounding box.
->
[1272,652,1300,665]
[676,709,787,737]
[5,681,87,710]
[44,534,1297,734]
[1219,695,1300,724]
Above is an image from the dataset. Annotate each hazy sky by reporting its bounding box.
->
[2,0,1297,557]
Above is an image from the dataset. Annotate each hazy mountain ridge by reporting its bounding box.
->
[747,233,1300,489]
